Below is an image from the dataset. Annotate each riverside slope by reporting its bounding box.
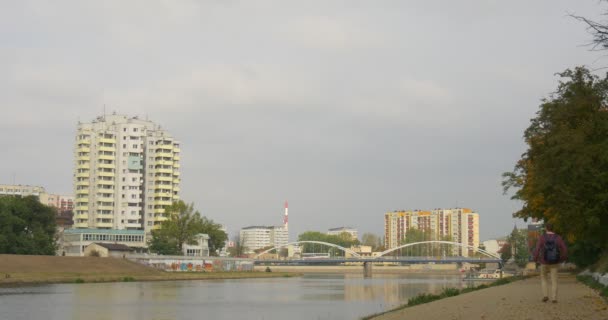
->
[371,274,608,320]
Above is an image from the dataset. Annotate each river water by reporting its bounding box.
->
[0,273,480,320]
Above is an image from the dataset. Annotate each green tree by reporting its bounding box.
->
[503,67,608,267]
[149,201,227,256]
[297,231,360,256]
[0,196,57,255]
[361,233,382,250]
[509,229,529,268]
[499,243,512,262]
[227,234,247,257]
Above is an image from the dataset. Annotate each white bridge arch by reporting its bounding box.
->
[253,241,362,259]
[378,241,501,260]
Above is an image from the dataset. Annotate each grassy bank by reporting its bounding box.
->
[0,255,298,286]
[577,275,608,299]
[361,275,529,320]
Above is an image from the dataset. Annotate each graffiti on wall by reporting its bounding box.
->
[138,258,254,272]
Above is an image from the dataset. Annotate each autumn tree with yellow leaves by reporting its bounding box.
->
[503,67,608,267]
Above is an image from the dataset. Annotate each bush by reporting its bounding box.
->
[74,278,85,283]
[439,287,460,298]
[122,276,135,282]
[407,293,441,307]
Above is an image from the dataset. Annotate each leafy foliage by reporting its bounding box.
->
[0,196,57,255]
[503,67,608,267]
[509,229,529,267]
[149,201,227,256]
[297,231,360,255]
[361,233,383,250]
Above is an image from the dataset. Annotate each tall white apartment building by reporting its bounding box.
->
[240,226,288,254]
[384,208,479,257]
[73,114,180,234]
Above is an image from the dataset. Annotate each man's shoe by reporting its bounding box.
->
[542,297,549,302]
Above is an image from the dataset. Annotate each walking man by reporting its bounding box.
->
[533,223,568,303]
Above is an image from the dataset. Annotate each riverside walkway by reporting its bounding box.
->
[372,274,608,320]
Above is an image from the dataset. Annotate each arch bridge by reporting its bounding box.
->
[253,240,502,277]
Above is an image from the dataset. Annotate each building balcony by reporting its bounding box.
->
[173,178,180,184]
[76,180,90,186]
[173,163,180,169]
[97,172,115,178]
[98,146,115,152]
[99,154,115,160]
[153,192,172,198]
[154,200,172,206]
[77,155,90,161]
[172,185,180,192]
[155,151,173,158]
[75,206,89,211]
[99,138,116,144]
[76,163,90,169]
[74,222,89,228]
[97,181,114,187]
[172,171,180,176]
[96,197,114,202]
[157,160,173,166]
[74,213,89,220]
[155,168,173,174]
[173,155,180,161]
[76,138,91,145]
[76,189,89,194]
[97,163,116,170]
[153,208,166,214]
[76,172,90,178]
[76,147,91,153]
[156,176,173,182]
[97,205,114,211]
[96,222,114,228]
[173,147,181,153]
[172,195,180,200]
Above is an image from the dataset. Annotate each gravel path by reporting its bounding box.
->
[372,274,608,320]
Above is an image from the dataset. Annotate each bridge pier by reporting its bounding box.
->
[363,262,372,277]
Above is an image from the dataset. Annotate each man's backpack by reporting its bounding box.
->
[544,234,560,264]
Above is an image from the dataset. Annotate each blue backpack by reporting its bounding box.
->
[544,234,560,264]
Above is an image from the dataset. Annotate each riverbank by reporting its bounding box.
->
[0,255,297,286]
[255,265,463,274]
[366,274,608,320]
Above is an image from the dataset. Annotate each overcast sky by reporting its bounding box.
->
[1,1,605,241]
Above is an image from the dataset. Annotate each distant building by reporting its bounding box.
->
[59,228,146,256]
[240,226,288,254]
[0,184,75,227]
[384,208,480,257]
[183,233,210,257]
[0,184,46,198]
[73,114,181,232]
[327,227,358,240]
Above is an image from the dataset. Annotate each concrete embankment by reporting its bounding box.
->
[368,274,608,320]
[0,255,296,285]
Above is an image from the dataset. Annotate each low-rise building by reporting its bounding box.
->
[183,233,210,256]
[0,184,46,198]
[59,228,146,256]
[84,243,134,257]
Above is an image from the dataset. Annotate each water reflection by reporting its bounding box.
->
[0,273,482,320]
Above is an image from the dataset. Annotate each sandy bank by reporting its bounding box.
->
[369,274,608,320]
[0,254,297,285]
